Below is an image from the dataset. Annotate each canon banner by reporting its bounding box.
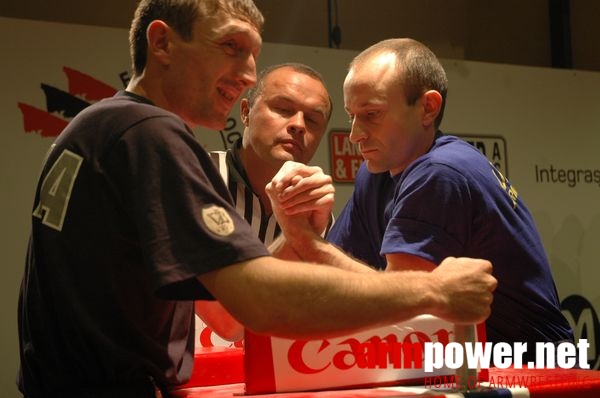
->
[244,316,487,394]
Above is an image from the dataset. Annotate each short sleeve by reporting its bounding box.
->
[327,165,392,269]
[382,162,472,264]
[109,116,269,299]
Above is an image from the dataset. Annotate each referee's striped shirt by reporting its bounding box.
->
[210,141,332,246]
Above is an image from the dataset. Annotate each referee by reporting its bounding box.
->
[211,62,334,246]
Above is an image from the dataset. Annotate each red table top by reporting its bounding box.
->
[171,366,600,398]
[170,346,600,397]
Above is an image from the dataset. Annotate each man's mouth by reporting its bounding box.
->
[279,139,302,152]
[217,86,239,103]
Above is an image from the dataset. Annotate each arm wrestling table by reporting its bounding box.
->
[169,347,600,398]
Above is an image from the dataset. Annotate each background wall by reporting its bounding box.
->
[1,1,600,396]
[1,0,600,72]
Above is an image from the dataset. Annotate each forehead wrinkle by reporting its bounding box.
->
[266,94,328,121]
[203,15,262,49]
[345,83,387,112]
[264,78,329,117]
[345,62,397,112]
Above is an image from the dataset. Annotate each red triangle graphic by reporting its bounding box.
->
[17,102,68,137]
[63,66,117,101]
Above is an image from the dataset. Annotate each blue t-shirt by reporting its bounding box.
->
[328,133,572,351]
[328,165,393,269]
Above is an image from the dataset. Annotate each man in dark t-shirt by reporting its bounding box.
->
[18,2,497,397]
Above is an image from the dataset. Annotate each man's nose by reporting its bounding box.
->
[287,112,306,135]
[238,54,257,88]
[348,120,366,143]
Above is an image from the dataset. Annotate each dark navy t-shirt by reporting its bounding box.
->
[18,91,269,396]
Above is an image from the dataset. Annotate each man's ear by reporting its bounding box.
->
[240,98,250,126]
[422,90,442,128]
[146,20,172,65]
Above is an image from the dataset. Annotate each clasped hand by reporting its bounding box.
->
[266,161,335,237]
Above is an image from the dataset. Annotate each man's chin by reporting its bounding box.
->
[364,160,384,174]
[266,153,296,169]
[193,115,228,131]
[280,154,301,165]
[276,146,303,161]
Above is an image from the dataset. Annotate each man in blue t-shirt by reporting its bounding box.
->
[327,38,573,360]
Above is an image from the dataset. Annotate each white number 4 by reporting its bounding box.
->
[33,149,83,231]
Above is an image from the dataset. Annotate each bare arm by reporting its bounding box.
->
[195,162,495,340]
[194,300,244,342]
[271,229,376,272]
[267,234,301,260]
[195,234,304,340]
[197,254,496,340]
[386,252,437,272]
[220,160,494,339]
[290,231,378,273]
[269,162,335,238]
[195,163,344,338]
[267,161,375,273]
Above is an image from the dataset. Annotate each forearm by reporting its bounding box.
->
[268,270,436,339]
[195,300,245,341]
[199,257,441,340]
[287,228,377,273]
[267,234,301,260]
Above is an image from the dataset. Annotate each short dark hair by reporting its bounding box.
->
[246,62,333,121]
[129,0,264,75]
[351,38,448,129]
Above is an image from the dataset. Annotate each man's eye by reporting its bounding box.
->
[306,117,318,126]
[222,40,237,54]
[274,106,292,115]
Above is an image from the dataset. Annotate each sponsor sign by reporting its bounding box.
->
[562,295,600,370]
[244,315,487,394]
[456,134,508,177]
[329,130,363,183]
[329,131,507,183]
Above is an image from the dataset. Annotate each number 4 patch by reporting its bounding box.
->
[33,149,83,231]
